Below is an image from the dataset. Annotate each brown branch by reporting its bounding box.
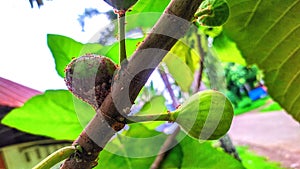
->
[158,66,178,107]
[195,32,206,91]
[150,31,207,168]
[60,0,202,168]
[220,134,242,162]
[150,67,180,169]
[150,127,181,169]
[151,23,209,168]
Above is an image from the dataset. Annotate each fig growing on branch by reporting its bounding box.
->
[195,0,230,26]
[65,54,117,109]
[126,90,234,140]
[173,90,234,140]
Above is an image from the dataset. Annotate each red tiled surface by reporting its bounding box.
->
[0,77,41,107]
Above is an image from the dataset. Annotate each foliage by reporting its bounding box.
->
[234,96,270,115]
[260,102,283,112]
[96,124,244,169]
[223,0,300,121]
[2,0,300,168]
[212,32,246,65]
[135,95,166,130]
[1,90,83,140]
[47,34,104,77]
[224,62,261,106]
[236,146,284,169]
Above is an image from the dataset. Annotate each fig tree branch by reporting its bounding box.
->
[151,67,181,169]
[150,127,181,169]
[158,66,179,106]
[60,0,202,168]
[195,32,205,91]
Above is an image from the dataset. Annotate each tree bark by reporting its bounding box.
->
[60,0,202,168]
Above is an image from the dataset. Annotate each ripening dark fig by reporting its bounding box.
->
[65,54,117,109]
[173,90,234,140]
[104,0,138,11]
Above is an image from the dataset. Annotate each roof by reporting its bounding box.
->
[0,77,41,107]
[0,77,48,148]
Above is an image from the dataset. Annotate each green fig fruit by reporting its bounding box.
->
[65,54,117,109]
[173,90,234,140]
[195,0,230,26]
[104,0,138,11]
[126,90,234,140]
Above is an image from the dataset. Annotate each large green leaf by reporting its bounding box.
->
[96,123,182,169]
[98,38,144,64]
[163,51,195,92]
[97,124,244,169]
[237,146,283,169]
[126,0,171,31]
[168,40,200,73]
[178,133,245,169]
[136,95,167,130]
[213,32,246,65]
[1,90,83,140]
[47,34,104,77]
[137,96,167,115]
[224,0,300,121]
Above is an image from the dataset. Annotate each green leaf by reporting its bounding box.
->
[223,0,300,121]
[98,38,144,64]
[138,96,167,115]
[136,95,167,130]
[130,0,170,13]
[178,133,245,169]
[73,97,96,127]
[96,123,182,169]
[1,90,83,140]
[163,50,195,92]
[237,146,283,169]
[97,124,244,169]
[126,0,171,31]
[160,143,183,169]
[213,32,246,65]
[47,34,104,77]
[47,34,83,77]
[169,41,200,73]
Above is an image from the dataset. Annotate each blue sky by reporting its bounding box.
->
[0,0,112,91]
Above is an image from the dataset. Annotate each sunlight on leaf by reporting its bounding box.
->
[98,38,144,65]
[178,132,245,169]
[163,52,194,92]
[136,95,167,130]
[137,96,167,115]
[237,146,284,169]
[126,0,171,31]
[47,34,104,78]
[213,32,246,65]
[224,0,300,121]
[1,90,82,140]
[96,123,182,169]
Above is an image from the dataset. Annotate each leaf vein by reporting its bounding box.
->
[259,24,300,65]
[289,87,300,112]
[280,68,300,111]
[253,0,299,47]
[272,46,300,87]
[243,0,262,28]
